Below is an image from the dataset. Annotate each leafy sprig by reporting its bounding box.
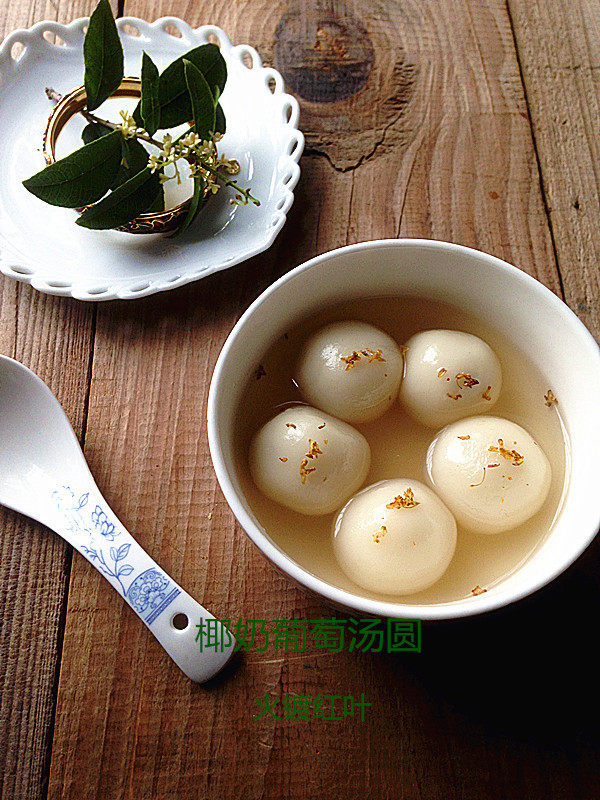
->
[22,0,258,233]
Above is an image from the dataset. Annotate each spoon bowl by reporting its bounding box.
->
[0,355,87,521]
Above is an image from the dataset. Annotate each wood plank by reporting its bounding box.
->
[503,4,600,799]
[508,0,600,340]
[46,1,595,799]
[0,4,115,800]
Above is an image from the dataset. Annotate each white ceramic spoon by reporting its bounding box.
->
[0,354,235,682]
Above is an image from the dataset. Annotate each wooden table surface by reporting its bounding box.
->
[1,1,599,798]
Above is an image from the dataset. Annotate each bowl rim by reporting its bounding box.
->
[207,238,600,620]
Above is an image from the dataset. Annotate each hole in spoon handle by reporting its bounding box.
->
[145,586,236,683]
[51,484,236,682]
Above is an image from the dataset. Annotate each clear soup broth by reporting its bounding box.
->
[234,296,570,605]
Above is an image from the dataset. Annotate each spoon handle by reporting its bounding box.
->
[50,483,235,683]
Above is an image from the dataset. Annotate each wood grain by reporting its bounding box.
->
[0,5,115,800]
[45,1,591,800]
[508,0,600,340]
[2,0,599,798]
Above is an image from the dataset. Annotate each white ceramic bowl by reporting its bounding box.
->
[208,239,600,619]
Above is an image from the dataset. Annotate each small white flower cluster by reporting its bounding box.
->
[118,109,144,140]
[147,130,240,195]
[111,108,256,206]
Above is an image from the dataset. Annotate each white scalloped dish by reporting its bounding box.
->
[0,18,303,300]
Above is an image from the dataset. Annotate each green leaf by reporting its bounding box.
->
[115,140,164,212]
[214,102,226,135]
[76,167,161,229]
[134,43,226,129]
[174,175,206,235]
[23,129,123,208]
[82,127,153,192]
[83,131,163,210]
[83,0,124,111]
[184,59,216,140]
[140,51,160,136]
[81,121,112,144]
[113,137,150,188]
[145,184,165,213]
